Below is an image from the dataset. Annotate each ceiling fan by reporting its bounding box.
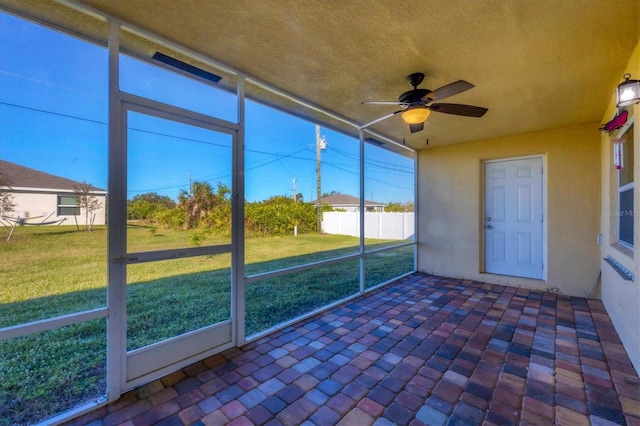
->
[362,72,488,133]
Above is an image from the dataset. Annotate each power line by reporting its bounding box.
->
[1,102,404,164]
[0,70,106,100]
[330,146,413,173]
[0,102,316,159]
[2,101,414,194]
[128,127,231,149]
[0,101,106,125]
[128,149,310,194]
[3,101,413,174]
[323,162,413,192]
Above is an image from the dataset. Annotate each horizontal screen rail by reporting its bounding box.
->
[0,307,108,340]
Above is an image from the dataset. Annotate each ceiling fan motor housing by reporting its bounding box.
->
[399,88,430,104]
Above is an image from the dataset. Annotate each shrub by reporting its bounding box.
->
[128,193,176,221]
[245,196,316,237]
[155,206,186,229]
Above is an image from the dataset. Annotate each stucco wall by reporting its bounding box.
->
[417,123,601,297]
[599,39,640,374]
[6,191,106,226]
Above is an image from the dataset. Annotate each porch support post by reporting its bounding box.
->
[106,18,127,402]
[359,129,365,293]
[233,75,246,345]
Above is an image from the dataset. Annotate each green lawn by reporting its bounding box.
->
[0,225,413,425]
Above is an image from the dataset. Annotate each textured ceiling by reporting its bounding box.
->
[76,0,639,150]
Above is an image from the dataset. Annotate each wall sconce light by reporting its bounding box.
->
[617,73,640,108]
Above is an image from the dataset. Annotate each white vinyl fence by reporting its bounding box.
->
[322,211,414,240]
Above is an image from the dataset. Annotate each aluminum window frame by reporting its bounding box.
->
[616,118,635,249]
[0,2,418,423]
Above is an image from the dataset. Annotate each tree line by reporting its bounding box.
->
[127,181,318,238]
[128,180,413,238]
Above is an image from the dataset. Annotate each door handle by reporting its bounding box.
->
[486,217,492,222]
[486,225,493,229]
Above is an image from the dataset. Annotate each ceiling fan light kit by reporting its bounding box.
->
[363,72,488,133]
[402,106,431,124]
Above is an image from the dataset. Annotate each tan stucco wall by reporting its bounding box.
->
[417,123,601,297]
[599,39,640,374]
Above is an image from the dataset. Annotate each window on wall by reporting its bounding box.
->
[618,122,634,247]
[57,194,80,215]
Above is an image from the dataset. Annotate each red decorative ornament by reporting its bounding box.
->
[600,110,628,133]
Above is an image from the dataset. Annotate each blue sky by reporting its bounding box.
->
[0,11,414,204]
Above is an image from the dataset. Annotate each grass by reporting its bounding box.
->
[0,224,413,425]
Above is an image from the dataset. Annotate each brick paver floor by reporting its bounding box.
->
[66,273,640,425]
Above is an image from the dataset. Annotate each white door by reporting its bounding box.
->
[484,157,544,279]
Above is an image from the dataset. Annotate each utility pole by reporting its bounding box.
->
[316,124,326,233]
[292,178,297,202]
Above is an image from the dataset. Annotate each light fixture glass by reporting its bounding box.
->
[617,73,640,108]
[401,106,431,124]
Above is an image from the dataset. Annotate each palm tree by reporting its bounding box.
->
[178,181,214,229]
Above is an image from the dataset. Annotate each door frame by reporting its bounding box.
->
[481,154,547,280]
[108,92,242,393]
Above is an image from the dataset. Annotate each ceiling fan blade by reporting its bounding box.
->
[429,103,488,117]
[423,80,475,102]
[362,101,408,106]
[409,122,424,133]
[359,110,403,129]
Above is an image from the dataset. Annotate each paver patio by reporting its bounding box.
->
[66,273,640,426]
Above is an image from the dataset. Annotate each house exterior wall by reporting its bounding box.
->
[599,40,640,374]
[324,204,385,212]
[5,190,106,226]
[417,123,600,297]
[331,205,359,212]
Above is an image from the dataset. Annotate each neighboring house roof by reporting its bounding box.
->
[0,160,105,192]
[311,194,385,207]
